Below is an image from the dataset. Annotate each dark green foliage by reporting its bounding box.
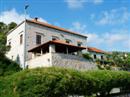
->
[8,22,17,31]
[0,67,130,97]
[0,22,20,76]
[0,22,17,56]
[96,52,130,70]
[83,53,93,60]
[11,68,130,97]
[0,32,8,56]
[0,22,8,33]
[0,56,21,76]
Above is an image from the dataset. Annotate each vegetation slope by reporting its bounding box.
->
[0,67,130,97]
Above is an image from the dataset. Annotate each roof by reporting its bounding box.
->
[7,19,87,38]
[29,40,86,52]
[26,19,87,38]
[87,47,106,54]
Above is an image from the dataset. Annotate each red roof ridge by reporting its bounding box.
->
[87,47,107,54]
[26,19,87,38]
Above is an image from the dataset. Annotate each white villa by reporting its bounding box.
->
[6,18,97,70]
[87,47,107,60]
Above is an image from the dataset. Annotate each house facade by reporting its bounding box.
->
[6,18,97,70]
[87,47,106,60]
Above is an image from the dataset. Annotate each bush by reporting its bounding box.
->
[0,67,130,97]
[15,68,130,97]
[0,56,21,76]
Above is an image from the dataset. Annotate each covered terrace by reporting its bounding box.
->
[28,40,86,58]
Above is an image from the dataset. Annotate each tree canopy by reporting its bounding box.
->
[0,22,17,56]
[0,22,21,76]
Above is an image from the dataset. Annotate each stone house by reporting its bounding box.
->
[6,18,97,70]
[87,47,107,60]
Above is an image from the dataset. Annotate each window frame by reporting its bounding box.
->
[77,42,82,47]
[36,34,42,45]
[20,34,23,45]
[52,36,59,41]
[65,39,72,44]
[94,54,97,59]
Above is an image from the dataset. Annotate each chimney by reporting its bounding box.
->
[34,17,38,21]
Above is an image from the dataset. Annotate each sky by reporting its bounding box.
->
[0,0,130,52]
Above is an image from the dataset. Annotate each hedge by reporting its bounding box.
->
[0,67,130,97]
[15,68,130,97]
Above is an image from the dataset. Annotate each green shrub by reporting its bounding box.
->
[0,56,21,76]
[0,67,130,97]
[15,68,130,97]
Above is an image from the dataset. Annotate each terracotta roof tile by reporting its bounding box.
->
[26,19,87,38]
[29,40,86,52]
[87,47,106,54]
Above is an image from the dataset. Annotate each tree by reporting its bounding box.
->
[8,22,17,31]
[105,52,130,70]
[0,22,17,57]
[0,22,21,76]
[83,53,93,60]
[0,32,8,57]
[0,22,8,33]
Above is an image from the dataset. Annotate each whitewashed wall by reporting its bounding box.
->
[6,22,25,68]
[89,52,106,60]
[27,53,52,68]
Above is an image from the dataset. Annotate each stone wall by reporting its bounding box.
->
[52,53,97,70]
[26,22,87,61]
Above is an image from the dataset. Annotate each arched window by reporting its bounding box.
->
[77,42,82,46]
[20,34,23,44]
[52,36,59,40]
[65,39,72,43]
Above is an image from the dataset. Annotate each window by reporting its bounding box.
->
[20,34,23,44]
[94,54,96,59]
[101,55,104,60]
[9,42,11,46]
[77,42,82,47]
[36,35,41,45]
[11,56,13,60]
[66,39,72,44]
[52,36,59,40]
[8,41,11,48]
[8,39,11,47]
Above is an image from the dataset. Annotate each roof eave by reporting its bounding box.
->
[26,19,87,38]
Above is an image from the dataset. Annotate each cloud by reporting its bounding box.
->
[0,8,47,24]
[65,0,85,9]
[70,22,87,33]
[88,30,130,51]
[92,0,103,4]
[95,7,130,25]
[65,0,103,9]
[87,29,130,50]
[70,22,130,51]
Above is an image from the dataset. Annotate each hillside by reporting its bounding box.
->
[0,67,130,97]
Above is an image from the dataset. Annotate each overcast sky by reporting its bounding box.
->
[0,0,130,52]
